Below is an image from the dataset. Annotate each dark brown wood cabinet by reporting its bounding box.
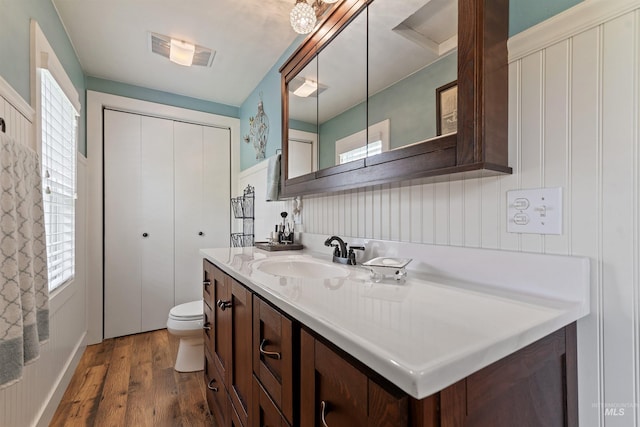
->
[300,329,408,427]
[203,259,253,427]
[205,346,229,427]
[435,323,578,427]
[203,259,231,380]
[252,376,291,427]
[280,0,511,197]
[203,260,578,427]
[252,295,296,425]
[228,278,253,426]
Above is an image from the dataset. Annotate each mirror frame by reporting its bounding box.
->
[280,0,511,197]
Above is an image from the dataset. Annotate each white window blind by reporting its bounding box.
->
[40,69,78,291]
[339,140,383,164]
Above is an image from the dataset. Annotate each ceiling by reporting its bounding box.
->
[52,0,456,113]
[52,0,302,107]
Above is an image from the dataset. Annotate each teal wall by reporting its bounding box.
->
[239,36,304,171]
[319,103,367,169]
[316,52,457,169]
[0,0,87,154]
[509,0,582,36]
[86,77,239,119]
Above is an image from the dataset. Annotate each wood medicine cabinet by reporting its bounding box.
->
[280,0,511,197]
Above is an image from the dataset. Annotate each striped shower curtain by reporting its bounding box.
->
[0,132,49,389]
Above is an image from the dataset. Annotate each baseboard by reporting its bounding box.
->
[35,331,88,427]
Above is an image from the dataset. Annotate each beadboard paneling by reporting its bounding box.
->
[300,4,640,426]
[236,158,292,242]
[0,84,88,427]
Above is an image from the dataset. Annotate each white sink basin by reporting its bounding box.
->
[256,258,350,279]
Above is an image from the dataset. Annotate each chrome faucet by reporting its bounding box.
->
[324,235,364,265]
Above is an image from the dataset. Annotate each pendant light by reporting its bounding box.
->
[290,0,317,34]
[290,0,338,35]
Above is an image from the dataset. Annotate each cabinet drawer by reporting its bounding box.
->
[300,329,408,427]
[205,347,228,427]
[252,375,290,427]
[253,296,295,424]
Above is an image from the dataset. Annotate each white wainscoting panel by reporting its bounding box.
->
[236,157,293,242]
[299,3,640,426]
[0,78,88,427]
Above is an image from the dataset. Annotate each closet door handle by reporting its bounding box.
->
[217,299,232,311]
[320,400,330,427]
[259,339,281,360]
[142,232,149,238]
[207,378,219,392]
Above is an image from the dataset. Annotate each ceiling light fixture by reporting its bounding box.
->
[293,79,319,97]
[290,0,336,35]
[169,39,196,66]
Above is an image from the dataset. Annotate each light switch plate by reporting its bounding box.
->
[507,187,562,234]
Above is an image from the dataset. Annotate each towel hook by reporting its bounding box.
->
[0,118,5,133]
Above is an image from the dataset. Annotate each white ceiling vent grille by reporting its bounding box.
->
[149,32,215,67]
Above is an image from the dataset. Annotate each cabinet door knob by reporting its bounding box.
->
[320,400,330,427]
[142,232,149,237]
[203,322,211,331]
[259,339,282,360]
[198,231,204,236]
[203,280,211,288]
[217,299,232,311]
[207,378,218,392]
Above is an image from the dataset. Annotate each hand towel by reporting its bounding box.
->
[266,153,281,201]
[0,132,49,389]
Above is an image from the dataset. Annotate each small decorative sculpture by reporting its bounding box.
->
[244,92,269,160]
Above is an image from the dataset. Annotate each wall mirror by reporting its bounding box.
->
[281,0,510,196]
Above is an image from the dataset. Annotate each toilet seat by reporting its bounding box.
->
[169,301,203,321]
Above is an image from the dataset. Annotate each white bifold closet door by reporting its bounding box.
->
[174,121,230,305]
[104,109,230,339]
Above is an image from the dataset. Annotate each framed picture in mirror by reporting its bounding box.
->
[436,80,458,136]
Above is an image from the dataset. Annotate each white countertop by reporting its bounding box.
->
[200,244,589,399]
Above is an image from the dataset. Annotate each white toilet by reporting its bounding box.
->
[166,300,204,372]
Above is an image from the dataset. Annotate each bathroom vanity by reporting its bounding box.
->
[200,243,589,426]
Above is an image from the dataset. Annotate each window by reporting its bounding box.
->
[335,119,390,165]
[40,69,78,291]
[338,140,383,164]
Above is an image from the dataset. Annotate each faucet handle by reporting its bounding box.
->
[328,244,340,257]
[347,245,365,265]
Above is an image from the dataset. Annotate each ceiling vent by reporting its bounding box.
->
[149,32,215,67]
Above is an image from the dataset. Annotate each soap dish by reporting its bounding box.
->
[362,257,412,282]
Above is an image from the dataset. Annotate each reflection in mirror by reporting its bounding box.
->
[288,57,318,179]
[287,0,459,180]
[317,8,367,170]
[367,0,457,157]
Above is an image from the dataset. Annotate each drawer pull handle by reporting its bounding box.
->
[217,299,232,310]
[203,322,211,331]
[320,400,330,427]
[259,339,281,360]
[207,378,218,392]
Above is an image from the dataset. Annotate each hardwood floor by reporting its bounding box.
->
[50,329,213,427]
